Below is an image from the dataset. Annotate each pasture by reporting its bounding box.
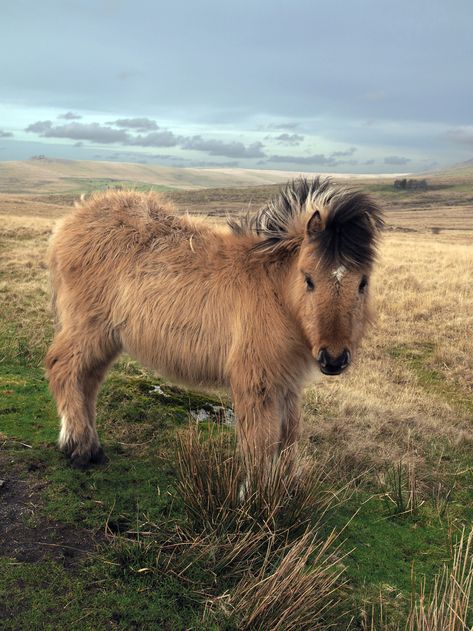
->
[0,162,472,629]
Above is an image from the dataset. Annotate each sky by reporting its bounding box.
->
[1,0,472,173]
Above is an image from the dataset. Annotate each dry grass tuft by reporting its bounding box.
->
[173,425,350,628]
[223,528,347,631]
[405,528,473,631]
[176,424,344,532]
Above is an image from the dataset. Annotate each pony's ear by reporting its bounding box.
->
[306,209,323,239]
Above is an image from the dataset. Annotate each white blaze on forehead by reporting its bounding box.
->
[332,265,346,283]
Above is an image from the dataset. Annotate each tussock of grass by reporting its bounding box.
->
[176,425,343,532]
[378,457,424,517]
[219,529,347,631]
[406,528,473,631]
[172,425,350,628]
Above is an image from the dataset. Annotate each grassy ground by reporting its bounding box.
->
[0,174,472,629]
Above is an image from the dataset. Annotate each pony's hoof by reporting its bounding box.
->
[69,446,108,469]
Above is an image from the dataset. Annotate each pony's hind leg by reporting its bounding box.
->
[45,328,119,468]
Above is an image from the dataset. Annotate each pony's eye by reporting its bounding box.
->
[304,274,315,292]
[359,275,368,293]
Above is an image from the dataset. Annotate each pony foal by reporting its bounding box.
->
[45,178,383,468]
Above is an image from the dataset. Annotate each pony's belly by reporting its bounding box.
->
[121,332,229,389]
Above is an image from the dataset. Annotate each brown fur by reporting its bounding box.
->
[45,180,383,468]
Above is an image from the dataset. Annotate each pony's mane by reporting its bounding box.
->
[228,177,384,268]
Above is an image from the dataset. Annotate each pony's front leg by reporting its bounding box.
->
[279,388,301,453]
[230,376,282,464]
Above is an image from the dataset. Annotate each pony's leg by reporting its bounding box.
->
[45,328,119,468]
[230,378,282,464]
[279,389,301,453]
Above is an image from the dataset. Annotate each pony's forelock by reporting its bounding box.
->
[229,177,384,268]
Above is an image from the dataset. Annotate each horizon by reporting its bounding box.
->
[1,1,472,174]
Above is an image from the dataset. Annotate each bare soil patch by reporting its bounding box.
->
[0,450,101,566]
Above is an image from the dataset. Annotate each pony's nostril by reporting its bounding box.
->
[318,348,351,374]
[340,350,351,369]
[317,349,327,367]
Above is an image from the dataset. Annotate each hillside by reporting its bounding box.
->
[0,159,314,194]
[0,158,405,194]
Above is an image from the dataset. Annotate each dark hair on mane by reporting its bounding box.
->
[229,177,384,268]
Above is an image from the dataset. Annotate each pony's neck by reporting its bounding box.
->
[230,231,302,316]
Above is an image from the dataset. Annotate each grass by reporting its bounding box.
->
[58,177,173,194]
[1,178,473,629]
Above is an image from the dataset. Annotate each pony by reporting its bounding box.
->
[44,177,383,468]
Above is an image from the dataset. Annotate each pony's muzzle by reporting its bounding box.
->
[317,348,351,376]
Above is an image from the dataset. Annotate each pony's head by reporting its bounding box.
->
[234,178,384,375]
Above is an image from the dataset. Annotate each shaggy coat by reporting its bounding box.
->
[45,178,383,467]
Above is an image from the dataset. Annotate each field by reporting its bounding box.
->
[0,160,472,629]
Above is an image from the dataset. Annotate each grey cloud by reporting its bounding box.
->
[115,70,139,81]
[25,120,53,133]
[109,117,159,131]
[182,136,266,158]
[58,111,82,120]
[384,155,411,165]
[0,130,14,137]
[274,133,304,146]
[360,90,386,102]
[331,147,357,157]
[130,130,179,147]
[26,121,131,143]
[266,122,300,131]
[444,128,473,147]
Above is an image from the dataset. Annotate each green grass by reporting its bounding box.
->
[1,347,473,629]
[389,342,473,416]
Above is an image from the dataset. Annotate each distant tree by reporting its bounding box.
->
[394,178,428,191]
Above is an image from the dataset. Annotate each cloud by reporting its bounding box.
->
[444,128,473,147]
[108,117,159,131]
[384,155,411,165]
[115,70,139,81]
[0,130,13,138]
[266,122,300,131]
[25,120,53,133]
[273,133,304,146]
[58,111,82,120]
[130,130,179,147]
[182,135,266,158]
[331,146,357,157]
[26,121,131,143]
[360,90,387,102]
